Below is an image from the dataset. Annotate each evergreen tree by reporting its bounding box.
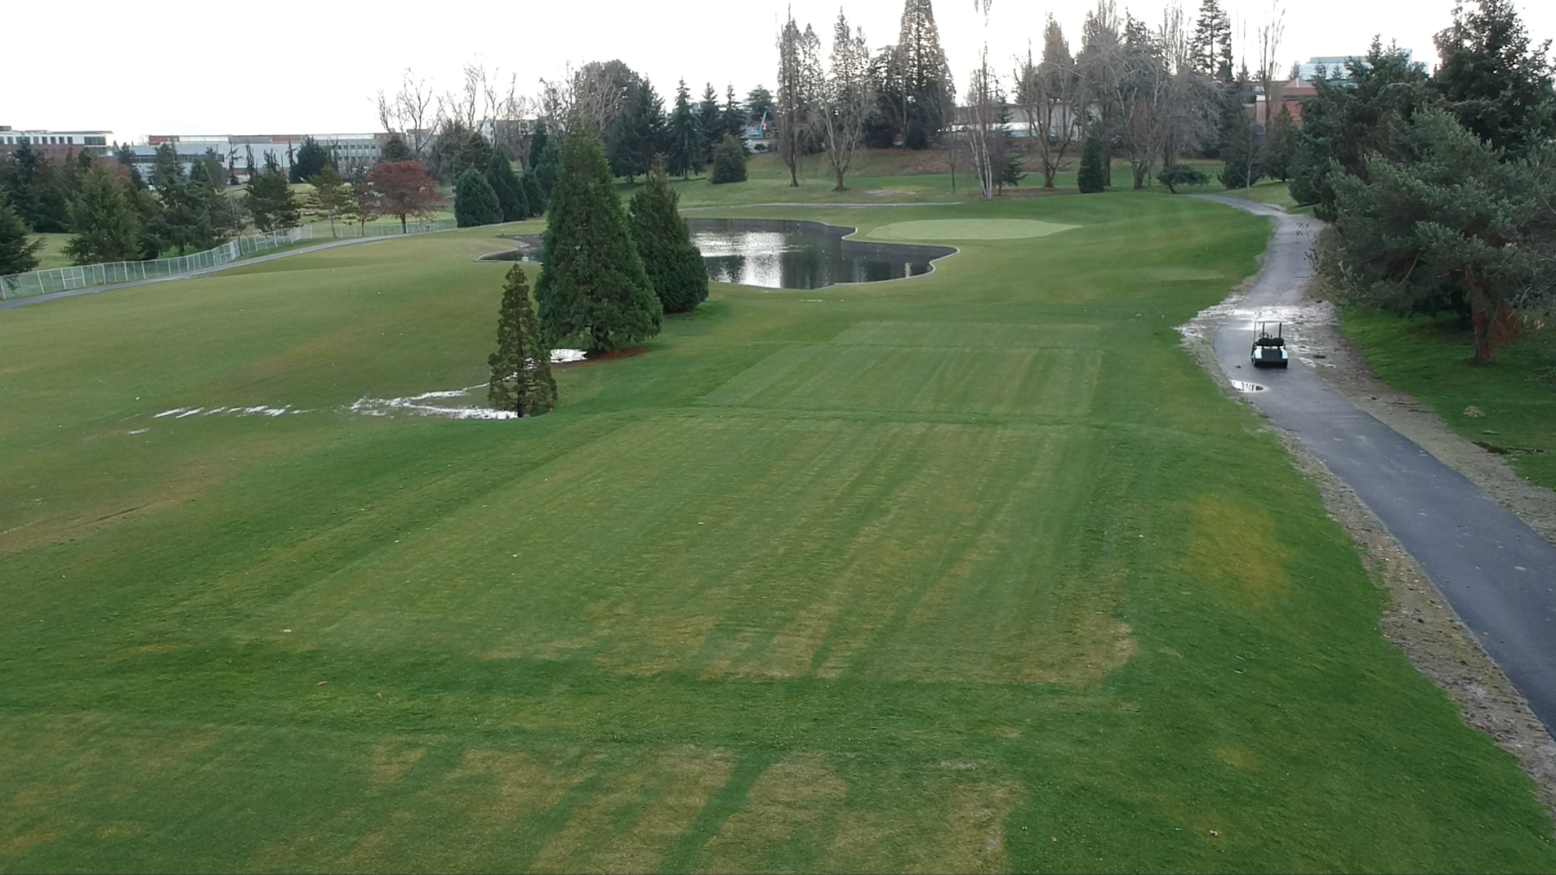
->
[306,165,356,237]
[245,169,301,232]
[454,168,503,227]
[532,131,562,197]
[1077,132,1106,193]
[520,172,547,217]
[484,153,528,222]
[527,121,550,172]
[459,131,495,180]
[1262,105,1296,181]
[1325,109,1552,362]
[609,78,667,181]
[1189,0,1235,81]
[0,194,44,275]
[380,136,414,163]
[289,136,336,183]
[745,85,775,126]
[4,145,70,232]
[1220,107,1265,190]
[1286,41,1430,217]
[488,265,558,416]
[996,93,1024,192]
[724,85,749,141]
[535,124,662,351]
[710,134,749,184]
[199,148,226,191]
[698,83,724,163]
[629,159,708,315]
[64,168,142,264]
[667,79,705,179]
[1432,0,1556,160]
[888,0,955,149]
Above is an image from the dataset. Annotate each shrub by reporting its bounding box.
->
[710,134,748,184]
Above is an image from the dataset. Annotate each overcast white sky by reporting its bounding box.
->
[5,0,1553,142]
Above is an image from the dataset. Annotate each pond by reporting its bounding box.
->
[687,218,954,290]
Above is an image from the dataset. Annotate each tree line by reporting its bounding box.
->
[1280,0,1556,364]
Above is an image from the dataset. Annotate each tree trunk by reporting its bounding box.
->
[833,168,847,193]
[1468,276,1494,363]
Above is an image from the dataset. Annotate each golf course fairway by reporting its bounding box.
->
[0,193,1552,872]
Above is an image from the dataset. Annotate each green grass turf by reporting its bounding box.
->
[1,195,1553,872]
[1216,180,1301,210]
[1340,309,1556,490]
[28,233,73,270]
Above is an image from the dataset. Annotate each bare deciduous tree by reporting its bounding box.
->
[539,61,628,135]
[820,11,874,192]
[1256,2,1286,125]
[377,69,437,159]
[1078,0,1125,186]
[1015,16,1083,188]
[775,12,821,187]
[964,47,1000,201]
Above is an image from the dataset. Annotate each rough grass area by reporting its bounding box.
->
[1,197,1553,872]
[1217,180,1301,210]
[1341,309,1556,489]
[28,232,73,270]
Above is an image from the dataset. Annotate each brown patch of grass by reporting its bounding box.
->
[0,827,64,859]
[533,747,736,873]
[913,782,1023,874]
[97,821,145,839]
[1179,492,1293,603]
[365,744,427,794]
[696,752,848,873]
[444,749,601,828]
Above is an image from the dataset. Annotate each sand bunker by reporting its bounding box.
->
[868,219,1079,241]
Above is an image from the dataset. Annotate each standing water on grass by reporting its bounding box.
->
[688,218,952,290]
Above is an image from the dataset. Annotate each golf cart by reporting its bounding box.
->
[1251,322,1289,369]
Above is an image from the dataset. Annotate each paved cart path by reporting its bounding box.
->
[1201,195,1556,732]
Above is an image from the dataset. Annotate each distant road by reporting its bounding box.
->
[1201,195,1556,732]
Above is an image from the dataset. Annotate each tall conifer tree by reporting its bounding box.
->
[0,195,44,275]
[64,169,143,264]
[629,158,708,314]
[536,124,662,351]
[698,83,724,163]
[485,153,528,222]
[667,79,704,179]
[488,265,557,416]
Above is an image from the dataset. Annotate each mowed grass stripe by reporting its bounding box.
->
[702,342,1102,418]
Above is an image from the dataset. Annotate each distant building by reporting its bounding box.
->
[1297,51,1412,81]
[0,126,113,161]
[130,132,392,182]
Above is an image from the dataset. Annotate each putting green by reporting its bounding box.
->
[868,218,1079,241]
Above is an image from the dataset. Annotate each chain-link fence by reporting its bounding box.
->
[0,218,458,301]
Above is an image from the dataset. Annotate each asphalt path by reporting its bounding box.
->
[1201,195,1556,732]
[0,235,402,312]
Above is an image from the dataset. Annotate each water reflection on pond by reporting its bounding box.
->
[688,218,954,290]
